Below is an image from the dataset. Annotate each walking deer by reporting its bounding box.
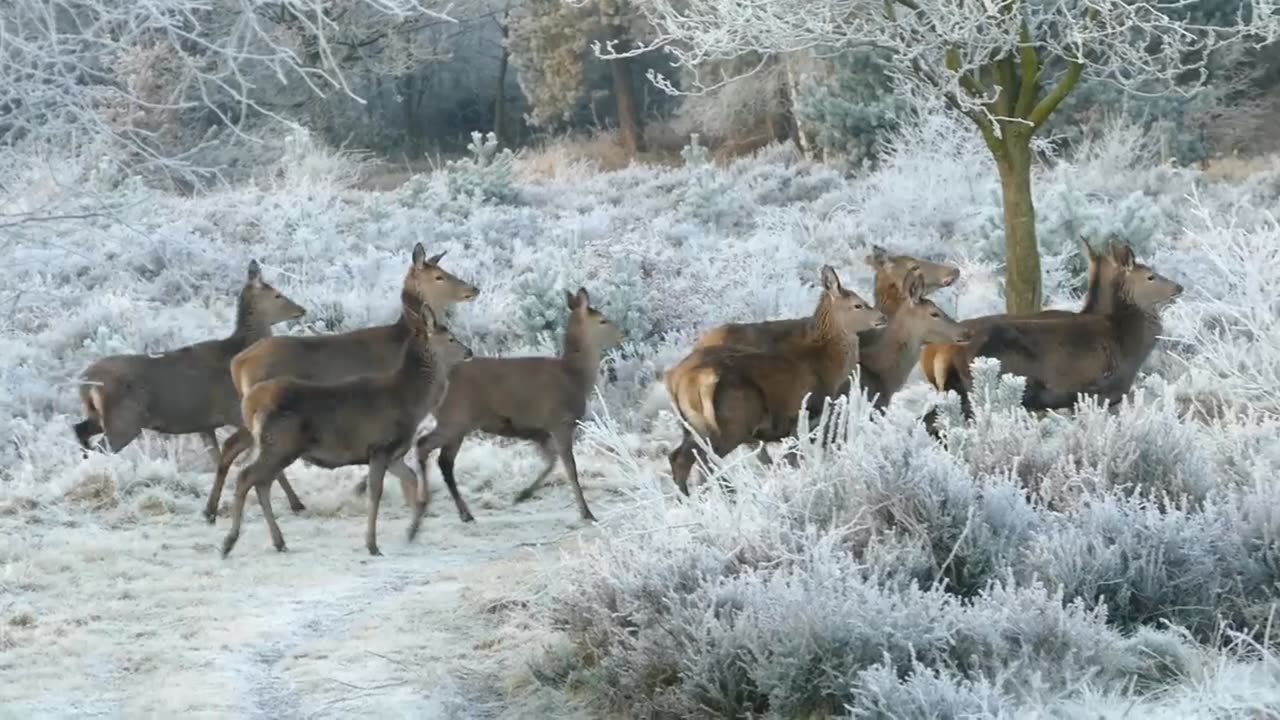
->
[405,287,622,532]
[920,238,1117,396]
[220,300,473,558]
[205,243,479,523]
[666,266,887,495]
[73,260,309,512]
[937,241,1182,420]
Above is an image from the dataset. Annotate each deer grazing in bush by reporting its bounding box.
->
[934,241,1183,420]
[220,300,473,558]
[403,287,622,532]
[666,266,887,495]
[920,238,1117,398]
[73,260,310,512]
[204,243,479,524]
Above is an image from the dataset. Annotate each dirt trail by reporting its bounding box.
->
[0,481,608,718]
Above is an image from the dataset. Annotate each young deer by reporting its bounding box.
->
[942,242,1183,418]
[664,246,958,434]
[220,300,473,558]
[406,287,622,531]
[667,266,887,495]
[205,243,479,524]
[920,238,1116,394]
[73,261,309,512]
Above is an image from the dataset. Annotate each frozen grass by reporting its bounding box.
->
[2,116,1280,716]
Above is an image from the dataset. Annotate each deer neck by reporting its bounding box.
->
[394,290,437,335]
[561,322,605,392]
[231,293,274,343]
[860,309,925,391]
[397,334,446,410]
[1111,292,1164,359]
[803,296,859,387]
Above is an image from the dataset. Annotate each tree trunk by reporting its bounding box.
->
[994,129,1042,314]
[605,26,645,156]
[493,10,511,146]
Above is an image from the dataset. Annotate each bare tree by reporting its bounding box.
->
[591,0,1280,313]
[0,0,456,182]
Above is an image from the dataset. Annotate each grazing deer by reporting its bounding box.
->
[938,241,1183,419]
[664,246,958,434]
[667,266,887,495]
[220,300,473,558]
[920,238,1117,395]
[205,243,479,524]
[72,260,309,512]
[405,287,622,532]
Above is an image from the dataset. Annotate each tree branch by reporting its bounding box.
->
[1013,22,1040,118]
[1028,60,1083,128]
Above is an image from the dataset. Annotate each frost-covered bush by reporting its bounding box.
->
[444,131,518,204]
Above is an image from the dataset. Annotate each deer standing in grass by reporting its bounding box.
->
[667,266,887,495]
[221,300,473,558]
[403,287,622,531]
[935,241,1183,419]
[205,243,479,524]
[920,238,1118,399]
[73,260,309,511]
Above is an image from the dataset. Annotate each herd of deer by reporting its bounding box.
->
[70,238,1183,558]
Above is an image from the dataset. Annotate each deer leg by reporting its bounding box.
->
[668,431,697,497]
[273,471,306,514]
[100,412,141,455]
[253,475,286,553]
[222,457,276,558]
[552,426,595,523]
[386,462,419,511]
[200,430,222,467]
[514,434,559,504]
[365,453,390,557]
[434,437,474,522]
[73,418,102,457]
[207,427,252,524]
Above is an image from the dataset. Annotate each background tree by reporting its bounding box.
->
[600,0,1280,312]
[508,0,649,155]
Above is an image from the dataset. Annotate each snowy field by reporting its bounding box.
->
[4,115,1280,717]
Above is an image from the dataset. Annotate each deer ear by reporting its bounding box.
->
[247,259,262,284]
[1078,237,1098,263]
[905,269,925,304]
[575,287,590,308]
[820,265,842,294]
[864,245,889,269]
[427,251,446,266]
[1112,242,1136,270]
[412,243,426,266]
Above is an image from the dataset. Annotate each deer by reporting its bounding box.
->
[404,287,623,532]
[935,241,1183,421]
[665,249,962,456]
[667,266,887,496]
[72,260,310,513]
[204,243,479,524]
[220,299,473,558]
[920,238,1118,397]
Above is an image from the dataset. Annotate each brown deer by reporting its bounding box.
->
[220,300,473,558]
[204,243,479,523]
[667,266,887,495]
[920,238,1117,395]
[405,287,622,532]
[664,246,958,433]
[939,241,1183,419]
[72,260,310,513]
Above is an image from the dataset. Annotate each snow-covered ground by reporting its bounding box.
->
[4,116,1280,716]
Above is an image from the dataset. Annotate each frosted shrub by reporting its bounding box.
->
[445,131,518,204]
[679,133,710,167]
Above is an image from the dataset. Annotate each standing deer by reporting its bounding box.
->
[920,238,1118,396]
[205,243,479,523]
[73,260,309,513]
[667,266,887,495]
[405,287,622,531]
[221,300,473,558]
[938,241,1183,419]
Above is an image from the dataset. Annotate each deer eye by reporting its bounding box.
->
[930,311,941,318]
[853,304,864,310]
[910,265,920,272]
[434,275,444,281]
[1147,274,1155,282]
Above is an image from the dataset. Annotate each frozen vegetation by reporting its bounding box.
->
[3,115,1280,717]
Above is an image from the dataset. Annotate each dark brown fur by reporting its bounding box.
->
[406,287,622,529]
[220,301,473,558]
[206,243,479,523]
[73,260,308,513]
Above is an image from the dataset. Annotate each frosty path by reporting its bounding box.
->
[0,476,613,718]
